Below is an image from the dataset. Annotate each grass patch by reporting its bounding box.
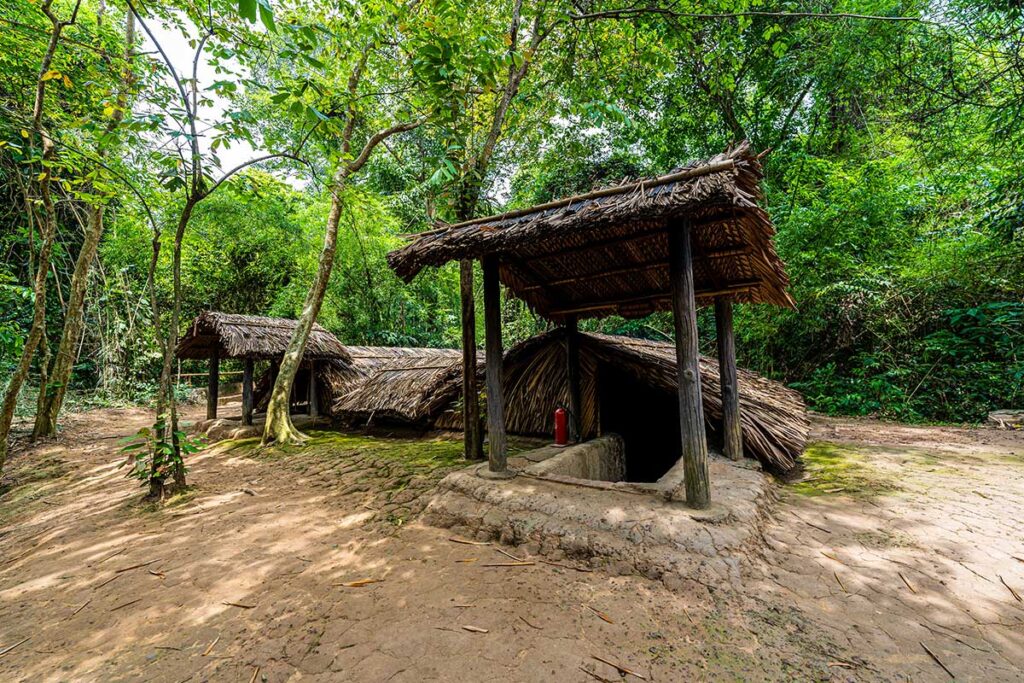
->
[249,429,538,472]
[0,454,69,525]
[790,442,901,498]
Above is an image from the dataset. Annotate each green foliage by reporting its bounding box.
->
[1,0,1021,429]
[120,418,203,488]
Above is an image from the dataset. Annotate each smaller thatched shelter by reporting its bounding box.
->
[177,311,350,361]
[253,358,365,418]
[333,348,465,425]
[176,311,352,424]
[500,331,807,475]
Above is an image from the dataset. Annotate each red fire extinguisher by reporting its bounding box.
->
[554,407,568,446]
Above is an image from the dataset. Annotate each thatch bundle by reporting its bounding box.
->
[176,311,351,361]
[581,332,807,473]
[389,143,794,321]
[332,347,465,424]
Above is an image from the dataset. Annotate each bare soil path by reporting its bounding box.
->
[754,417,1024,682]
[0,408,1021,682]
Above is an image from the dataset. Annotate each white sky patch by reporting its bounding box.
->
[141,15,262,177]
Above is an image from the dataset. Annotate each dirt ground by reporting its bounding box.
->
[0,408,1022,682]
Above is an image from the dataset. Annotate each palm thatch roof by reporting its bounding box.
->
[345,345,435,373]
[337,332,807,473]
[581,332,806,472]
[332,347,466,424]
[176,311,351,361]
[388,142,794,322]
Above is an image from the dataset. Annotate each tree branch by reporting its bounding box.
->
[341,120,423,181]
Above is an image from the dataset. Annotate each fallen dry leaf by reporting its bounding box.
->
[336,578,384,588]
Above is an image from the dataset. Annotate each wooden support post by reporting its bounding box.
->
[669,222,711,509]
[482,256,507,474]
[565,315,583,442]
[206,350,219,420]
[242,358,254,426]
[460,260,484,461]
[308,360,318,418]
[715,297,742,461]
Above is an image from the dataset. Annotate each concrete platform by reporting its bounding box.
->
[423,449,776,590]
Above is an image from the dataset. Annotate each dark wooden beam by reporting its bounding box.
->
[547,280,760,318]
[520,246,749,293]
[241,358,254,426]
[482,255,507,473]
[669,222,711,509]
[715,297,742,461]
[460,260,484,461]
[308,359,319,418]
[565,315,583,442]
[206,349,219,420]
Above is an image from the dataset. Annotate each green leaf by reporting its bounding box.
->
[237,0,257,23]
[258,0,276,33]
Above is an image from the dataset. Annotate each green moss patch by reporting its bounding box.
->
[0,454,69,525]
[790,442,901,498]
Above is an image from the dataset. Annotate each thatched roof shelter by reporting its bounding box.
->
[176,311,350,361]
[332,347,465,425]
[389,143,794,322]
[338,333,807,474]
[500,331,807,473]
[387,142,795,505]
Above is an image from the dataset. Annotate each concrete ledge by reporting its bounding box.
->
[524,434,625,481]
[423,454,775,589]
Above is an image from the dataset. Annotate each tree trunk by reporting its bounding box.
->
[163,202,196,488]
[0,1,71,473]
[0,170,57,473]
[33,12,134,437]
[34,204,104,437]
[263,177,342,445]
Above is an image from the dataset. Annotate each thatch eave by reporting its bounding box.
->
[388,142,795,322]
[176,311,351,361]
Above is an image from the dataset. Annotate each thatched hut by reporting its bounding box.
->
[336,332,806,475]
[499,331,807,475]
[388,143,795,507]
[333,347,465,425]
[176,311,353,424]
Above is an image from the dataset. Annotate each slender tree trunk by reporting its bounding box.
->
[34,205,104,437]
[262,119,420,445]
[263,177,343,445]
[34,12,134,437]
[159,202,195,490]
[145,233,167,499]
[0,0,74,474]
[0,167,57,472]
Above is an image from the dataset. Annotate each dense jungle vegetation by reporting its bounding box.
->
[1,0,1022,456]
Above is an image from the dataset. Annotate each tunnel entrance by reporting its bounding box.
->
[597,364,682,482]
